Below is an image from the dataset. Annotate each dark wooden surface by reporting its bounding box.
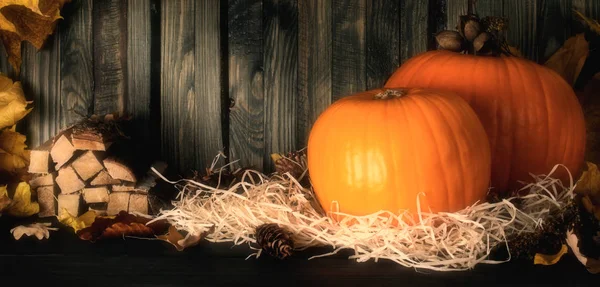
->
[3,0,600,174]
[0,215,596,287]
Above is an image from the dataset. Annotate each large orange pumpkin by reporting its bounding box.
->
[307,87,491,219]
[385,50,587,195]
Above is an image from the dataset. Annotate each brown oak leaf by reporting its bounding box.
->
[0,0,70,76]
[544,33,588,86]
[76,210,169,241]
[157,225,213,251]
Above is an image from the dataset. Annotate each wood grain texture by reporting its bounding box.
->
[366,0,399,88]
[127,0,152,142]
[446,0,469,30]
[59,0,94,127]
[93,0,127,116]
[332,0,366,100]
[400,0,428,63]
[503,0,538,61]
[263,0,298,171]
[20,37,61,149]
[537,0,573,63]
[297,0,332,147]
[228,0,264,170]
[160,0,196,172]
[0,45,14,78]
[195,0,224,170]
[473,0,503,17]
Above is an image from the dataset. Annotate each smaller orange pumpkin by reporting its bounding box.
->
[307,88,492,221]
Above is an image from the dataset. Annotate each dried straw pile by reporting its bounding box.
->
[149,155,574,272]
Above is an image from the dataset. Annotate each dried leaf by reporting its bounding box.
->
[58,209,96,233]
[544,33,589,86]
[10,222,57,240]
[566,229,600,274]
[0,185,12,213]
[77,210,169,241]
[0,76,31,130]
[5,181,38,217]
[574,162,600,220]
[534,244,569,265]
[508,46,522,57]
[573,9,600,35]
[157,225,212,251]
[0,0,71,75]
[0,126,29,174]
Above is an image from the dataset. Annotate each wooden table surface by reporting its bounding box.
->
[0,216,596,287]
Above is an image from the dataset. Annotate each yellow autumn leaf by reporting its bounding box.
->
[0,126,30,173]
[0,75,32,130]
[544,33,588,86]
[574,162,600,201]
[58,209,97,233]
[0,185,11,212]
[5,181,39,217]
[0,0,70,75]
[534,244,569,265]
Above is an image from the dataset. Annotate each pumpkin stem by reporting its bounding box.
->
[374,88,408,100]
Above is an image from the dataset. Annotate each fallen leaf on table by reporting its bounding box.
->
[0,0,71,76]
[77,210,169,242]
[534,244,569,265]
[10,222,57,240]
[544,33,588,86]
[5,181,38,217]
[0,126,29,175]
[566,229,600,274]
[58,209,96,233]
[0,76,32,130]
[157,225,213,251]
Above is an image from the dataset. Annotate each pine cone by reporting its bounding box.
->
[272,150,308,181]
[255,223,294,259]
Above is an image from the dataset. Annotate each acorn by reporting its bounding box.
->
[473,32,491,54]
[435,30,465,52]
[459,14,482,42]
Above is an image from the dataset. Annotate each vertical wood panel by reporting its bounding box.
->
[60,0,94,127]
[297,0,332,147]
[93,0,127,116]
[228,0,264,170]
[332,0,366,100]
[0,45,14,78]
[127,0,153,144]
[366,0,399,89]
[537,0,573,63]
[161,0,196,172]
[263,0,298,171]
[20,37,61,148]
[473,0,503,17]
[504,0,538,61]
[446,0,469,31]
[400,0,428,63]
[195,0,224,169]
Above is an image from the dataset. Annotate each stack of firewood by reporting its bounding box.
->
[27,116,165,218]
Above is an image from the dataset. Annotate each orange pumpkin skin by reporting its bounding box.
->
[385,50,587,194]
[307,88,491,219]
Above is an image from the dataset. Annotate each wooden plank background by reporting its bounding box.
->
[2,0,598,174]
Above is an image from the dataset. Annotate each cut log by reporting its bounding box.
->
[88,203,108,216]
[50,134,76,169]
[55,166,85,194]
[82,187,110,203]
[103,157,137,182]
[128,193,148,215]
[70,118,119,151]
[106,192,130,216]
[29,173,55,189]
[37,186,57,218]
[112,182,135,192]
[58,193,81,218]
[28,150,51,174]
[90,170,121,186]
[71,151,104,181]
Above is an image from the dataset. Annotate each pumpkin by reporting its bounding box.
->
[307,87,491,219]
[384,50,587,195]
